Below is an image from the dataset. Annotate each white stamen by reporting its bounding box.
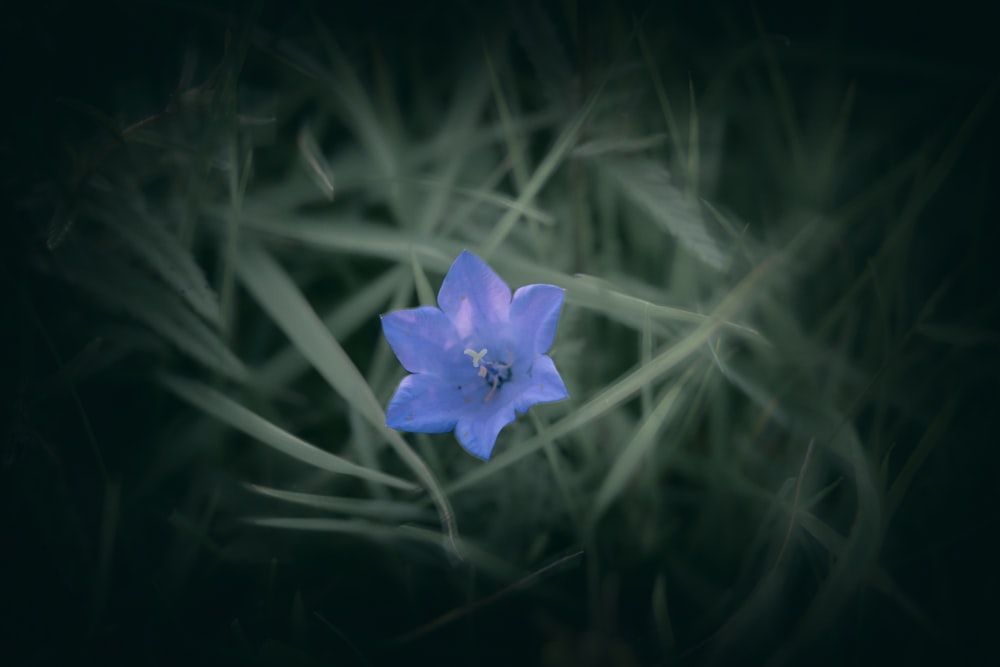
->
[464,348,488,367]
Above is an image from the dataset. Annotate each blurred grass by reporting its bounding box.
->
[4,2,996,666]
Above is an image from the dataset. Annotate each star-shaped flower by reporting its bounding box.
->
[381,251,569,460]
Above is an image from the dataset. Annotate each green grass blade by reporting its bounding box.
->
[90,202,221,325]
[237,241,387,427]
[775,425,882,661]
[886,396,957,519]
[483,46,529,192]
[57,241,248,382]
[794,507,928,628]
[571,133,669,159]
[312,23,399,191]
[240,217,761,340]
[652,572,677,653]
[598,157,728,270]
[590,365,695,524]
[640,309,654,416]
[297,124,336,200]
[480,86,603,259]
[236,240,459,551]
[248,516,412,539]
[446,255,779,494]
[256,264,406,391]
[160,373,418,490]
[754,7,804,168]
[248,519,519,581]
[687,75,700,196]
[244,483,433,521]
[89,477,120,633]
[371,177,556,225]
[636,22,686,169]
[409,247,437,307]
[411,62,492,236]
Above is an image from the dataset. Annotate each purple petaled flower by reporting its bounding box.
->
[380,251,569,460]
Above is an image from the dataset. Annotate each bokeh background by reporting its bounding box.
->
[2,2,997,665]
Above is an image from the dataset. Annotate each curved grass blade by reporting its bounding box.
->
[480,84,603,259]
[446,255,780,495]
[239,218,761,340]
[771,425,882,664]
[160,373,417,491]
[409,247,436,307]
[886,396,957,520]
[244,483,432,522]
[248,519,518,580]
[90,203,221,325]
[256,264,406,391]
[236,241,459,552]
[598,157,728,271]
[590,365,697,525]
[57,241,248,382]
[297,124,336,200]
[483,45,529,191]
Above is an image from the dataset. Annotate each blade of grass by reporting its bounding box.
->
[256,264,406,391]
[570,133,668,158]
[753,7,804,169]
[409,247,436,307]
[886,396,957,519]
[160,373,417,490]
[391,550,584,646]
[640,308,654,416]
[793,507,930,630]
[652,572,677,654]
[773,425,882,663]
[510,3,573,101]
[529,411,580,527]
[250,519,513,579]
[446,255,780,495]
[89,202,221,325]
[483,45,529,192]
[244,482,433,521]
[312,22,399,201]
[402,178,554,225]
[590,364,696,525]
[56,242,248,382]
[818,83,996,339]
[915,322,1000,347]
[236,241,459,552]
[220,136,252,336]
[349,407,390,502]
[297,124,336,200]
[237,241,388,428]
[89,477,119,635]
[635,22,687,169]
[480,85,604,259]
[687,75,700,196]
[598,157,728,270]
[240,217,761,340]
[412,61,492,236]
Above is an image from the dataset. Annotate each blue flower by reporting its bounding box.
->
[381,251,569,460]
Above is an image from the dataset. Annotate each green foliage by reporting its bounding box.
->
[17,3,993,665]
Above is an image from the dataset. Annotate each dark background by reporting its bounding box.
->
[2,1,996,665]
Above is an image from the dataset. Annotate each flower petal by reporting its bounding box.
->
[510,284,565,355]
[438,251,512,340]
[513,354,569,414]
[455,403,517,460]
[381,307,465,375]
[385,374,469,432]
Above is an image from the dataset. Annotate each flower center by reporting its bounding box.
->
[464,347,513,402]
